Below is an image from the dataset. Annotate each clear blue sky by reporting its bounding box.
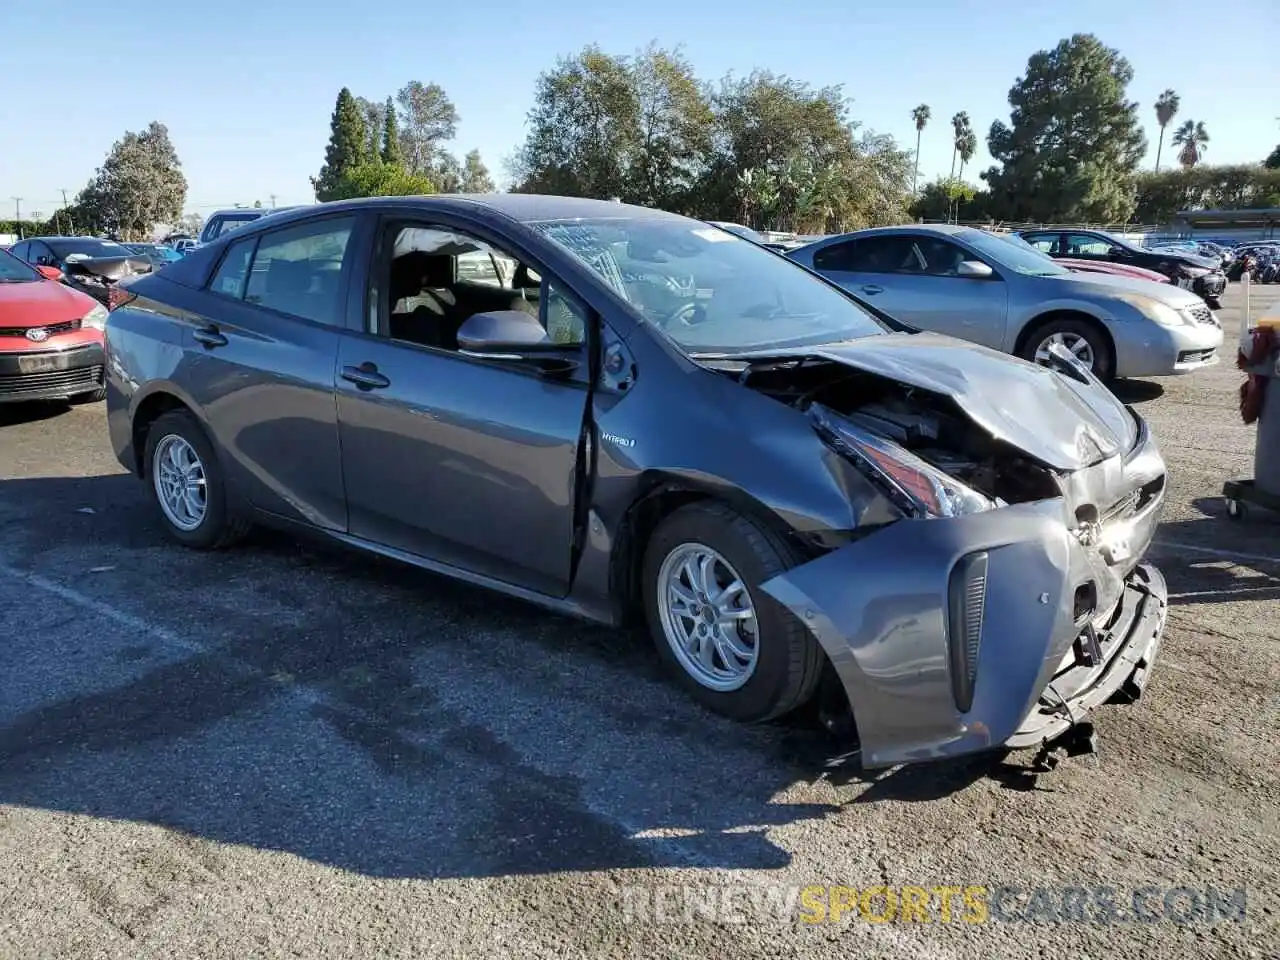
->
[1,0,1276,218]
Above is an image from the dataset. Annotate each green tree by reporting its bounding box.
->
[312,88,369,201]
[910,104,931,194]
[949,111,971,178]
[355,96,387,158]
[628,44,713,209]
[511,46,639,199]
[1173,119,1209,168]
[330,161,435,200]
[74,121,188,239]
[1153,89,1179,172]
[460,149,495,192]
[395,81,459,176]
[433,153,463,192]
[983,34,1147,223]
[381,96,403,165]
[1265,145,1280,170]
[957,129,978,179]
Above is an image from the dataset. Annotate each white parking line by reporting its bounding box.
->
[1151,540,1280,566]
[0,563,204,655]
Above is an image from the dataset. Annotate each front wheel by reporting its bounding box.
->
[1021,317,1114,382]
[144,409,250,549]
[642,502,823,722]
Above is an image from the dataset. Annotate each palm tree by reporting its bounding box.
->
[911,104,931,195]
[1153,89,1180,172]
[1173,120,1210,168]
[957,130,978,180]
[949,111,971,179]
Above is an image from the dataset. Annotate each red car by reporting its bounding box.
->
[1057,258,1171,284]
[0,248,109,404]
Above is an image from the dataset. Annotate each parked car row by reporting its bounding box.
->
[783,224,1222,381]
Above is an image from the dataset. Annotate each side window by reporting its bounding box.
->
[855,237,924,274]
[209,237,256,298]
[1024,234,1057,254]
[915,237,972,277]
[813,240,860,272]
[242,217,354,326]
[10,242,29,262]
[1065,234,1112,257]
[381,223,582,352]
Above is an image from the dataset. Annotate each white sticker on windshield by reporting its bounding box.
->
[691,228,737,243]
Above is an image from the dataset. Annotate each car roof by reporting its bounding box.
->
[234,194,682,227]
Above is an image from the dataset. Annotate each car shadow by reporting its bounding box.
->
[1150,509,1280,607]
[0,399,74,427]
[1111,379,1165,403]
[0,473,1043,881]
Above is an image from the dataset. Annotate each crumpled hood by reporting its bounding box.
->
[738,332,1137,470]
[64,256,152,282]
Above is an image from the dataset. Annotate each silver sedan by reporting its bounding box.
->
[787,224,1224,380]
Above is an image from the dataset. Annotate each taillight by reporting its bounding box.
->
[107,285,136,311]
[947,551,988,713]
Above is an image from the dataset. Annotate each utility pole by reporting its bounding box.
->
[269,194,278,208]
[59,189,75,235]
[11,198,22,238]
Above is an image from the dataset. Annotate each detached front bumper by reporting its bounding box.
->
[761,433,1167,769]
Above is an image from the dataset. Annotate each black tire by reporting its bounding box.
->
[143,408,250,549]
[1020,316,1115,382]
[70,387,107,404]
[641,501,824,723]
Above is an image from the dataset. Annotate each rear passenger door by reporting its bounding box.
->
[335,215,592,598]
[183,213,365,531]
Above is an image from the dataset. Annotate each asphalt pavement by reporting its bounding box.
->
[1,286,1277,959]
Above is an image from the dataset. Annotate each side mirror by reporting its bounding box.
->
[956,260,994,279]
[457,310,563,358]
[35,265,63,282]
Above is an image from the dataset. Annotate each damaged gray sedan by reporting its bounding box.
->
[104,196,1168,769]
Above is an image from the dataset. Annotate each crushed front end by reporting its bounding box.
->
[736,341,1170,769]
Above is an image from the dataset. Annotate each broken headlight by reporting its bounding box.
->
[812,405,996,519]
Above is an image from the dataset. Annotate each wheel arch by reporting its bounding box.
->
[1014,309,1116,372]
[129,386,203,476]
[606,472,820,629]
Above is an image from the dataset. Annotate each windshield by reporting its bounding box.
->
[0,248,40,282]
[527,216,888,354]
[709,222,767,244]
[969,229,1069,277]
[48,238,134,261]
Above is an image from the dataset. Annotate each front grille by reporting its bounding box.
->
[0,319,81,338]
[1187,304,1218,327]
[0,365,103,397]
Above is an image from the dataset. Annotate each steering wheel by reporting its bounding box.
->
[656,302,707,329]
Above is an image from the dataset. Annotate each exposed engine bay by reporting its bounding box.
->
[729,357,1062,505]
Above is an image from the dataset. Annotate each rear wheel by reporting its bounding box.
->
[143,409,249,549]
[1021,316,1114,381]
[642,502,823,722]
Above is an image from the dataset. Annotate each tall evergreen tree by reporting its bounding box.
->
[381,96,403,165]
[312,88,368,201]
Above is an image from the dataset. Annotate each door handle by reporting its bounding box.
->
[192,325,228,348]
[341,363,391,390]
[860,284,884,295]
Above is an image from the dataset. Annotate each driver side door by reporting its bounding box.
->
[335,215,593,598]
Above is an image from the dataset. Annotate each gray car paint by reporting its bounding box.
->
[787,224,1224,378]
[104,195,1170,768]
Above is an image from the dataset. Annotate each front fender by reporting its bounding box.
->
[761,501,1081,768]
